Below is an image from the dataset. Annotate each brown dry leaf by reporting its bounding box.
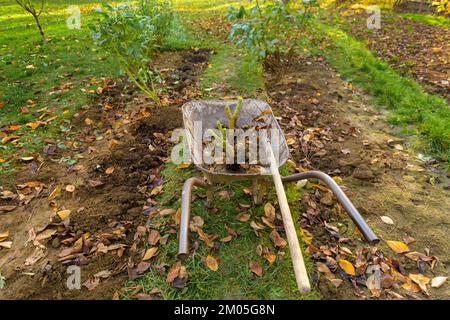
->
[269,230,287,248]
[320,192,333,206]
[148,230,161,245]
[404,251,431,262]
[190,216,204,232]
[166,261,182,284]
[249,261,263,277]
[403,235,416,245]
[263,252,277,266]
[48,186,61,201]
[386,240,410,253]
[0,231,9,242]
[204,255,219,271]
[261,216,275,229]
[338,259,356,276]
[159,208,176,216]
[84,118,93,125]
[24,248,46,266]
[108,139,119,150]
[431,276,447,288]
[88,180,104,187]
[220,235,233,243]
[0,205,17,212]
[0,241,13,249]
[264,203,276,221]
[143,247,159,261]
[237,213,250,222]
[105,167,115,175]
[65,185,76,193]
[250,220,265,231]
[57,209,71,220]
[329,278,343,288]
[35,228,57,242]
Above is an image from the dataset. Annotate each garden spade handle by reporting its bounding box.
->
[265,140,311,294]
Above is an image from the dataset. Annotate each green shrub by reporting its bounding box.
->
[90,2,174,102]
[226,0,319,65]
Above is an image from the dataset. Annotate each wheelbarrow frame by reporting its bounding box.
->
[177,99,379,294]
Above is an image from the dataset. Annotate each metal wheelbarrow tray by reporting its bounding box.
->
[177,99,379,294]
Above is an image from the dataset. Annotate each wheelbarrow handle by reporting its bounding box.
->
[281,171,380,245]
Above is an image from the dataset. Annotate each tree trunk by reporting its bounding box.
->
[32,14,46,44]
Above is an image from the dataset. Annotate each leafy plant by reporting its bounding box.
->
[226,0,319,66]
[432,0,450,14]
[15,0,47,43]
[139,0,174,45]
[91,2,173,103]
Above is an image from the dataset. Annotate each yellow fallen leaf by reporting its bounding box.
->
[386,240,410,253]
[263,252,277,266]
[84,118,93,125]
[105,167,115,175]
[204,255,219,271]
[2,135,19,144]
[48,186,61,201]
[409,273,430,292]
[74,233,90,246]
[338,259,356,276]
[57,209,71,220]
[300,228,313,245]
[0,231,9,242]
[26,122,40,130]
[178,163,191,169]
[143,247,159,261]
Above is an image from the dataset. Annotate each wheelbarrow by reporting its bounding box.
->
[177,99,379,294]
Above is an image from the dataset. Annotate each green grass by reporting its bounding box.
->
[0,0,121,171]
[123,163,317,300]
[400,13,450,28]
[312,23,450,164]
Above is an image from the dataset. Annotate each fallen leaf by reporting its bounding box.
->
[0,231,9,242]
[204,255,219,271]
[143,247,158,261]
[263,252,277,266]
[48,186,61,201]
[300,228,313,245]
[237,213,250,222]
[264,203,276,221]
[0,241,13,249]
[88,180,104,187]
[65,185,76,193]
[57,209,71,220]
[386,240,410,253]
[0,205,17,213]
[249,261,263,276]
[409,273,430,293]
[105,167,115,175]
[380,216,394,225]
[431,276,447,288]
[84,118,93,125]
[159,208,176,216]
[26,122,40,130]
[270,230,287,248]
[148,230,160,245]
[338,259,356,276]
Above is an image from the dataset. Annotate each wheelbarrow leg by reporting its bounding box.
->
[252,178,266,205]
[281,171,380,245]
[178,177,210,260]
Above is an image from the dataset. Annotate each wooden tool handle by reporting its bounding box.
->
[266,142,311,293]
